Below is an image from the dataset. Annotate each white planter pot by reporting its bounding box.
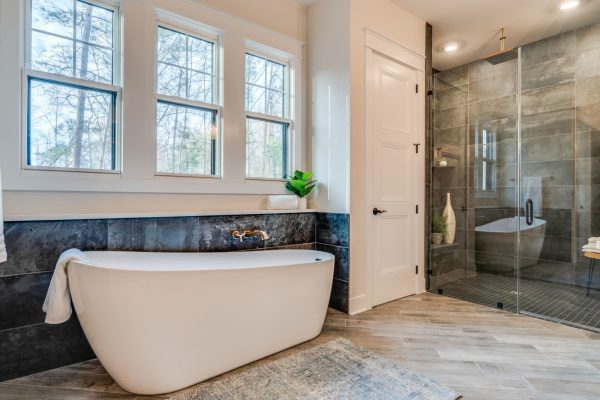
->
[298,197,307,210]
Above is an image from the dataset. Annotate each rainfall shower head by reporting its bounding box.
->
[483,28,517,64]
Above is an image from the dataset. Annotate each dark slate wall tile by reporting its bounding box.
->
[469,58,516,82]
[329,279,349,313]
[265,213,316,248]
[577,184,600,212]
[521,108,574,139]
[469,95,516,123]
[435,85,468,110]
[316,213,349,247]
[521,134,574,164]
[521,31,575,67]
[435,126,467,148]
[0,273,51,331]
[1,220,108,276]
[576,131,600,159]
[521,160,574,187]
[576,22,600,54]
[434,65,468,90]
[575,158,600,185]
[434,106,467,130]
[521,56,574,91]
[537,235,572,263]
[521,84,574,117]
[0,318,94,382]
[266,243,316,251]
[540,208,572,237]
[469,71,516,103]
[316,243,349,282]
[108,217,199,252]
[199,214,267,251]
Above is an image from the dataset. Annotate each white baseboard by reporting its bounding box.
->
[417,278,427,293]
[348,294,371,315]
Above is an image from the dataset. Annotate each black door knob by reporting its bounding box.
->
[373,208,388,215]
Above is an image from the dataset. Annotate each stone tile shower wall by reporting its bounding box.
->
[430,21,600,290]
[520,24,600,288]
[0,212,349,382]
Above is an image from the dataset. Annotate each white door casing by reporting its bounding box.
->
[366,50,419,307]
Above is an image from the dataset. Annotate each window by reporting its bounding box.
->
[475,128,497,196]
[245,52,291,180]
[155,25,219,176]
[7,1,303,193]
[26,0,119,171]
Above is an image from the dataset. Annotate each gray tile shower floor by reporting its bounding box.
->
[432,272,600,331]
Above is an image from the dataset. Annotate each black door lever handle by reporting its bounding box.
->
[373,208,388,215]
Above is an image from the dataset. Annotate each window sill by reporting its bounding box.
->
[4,208,318,222]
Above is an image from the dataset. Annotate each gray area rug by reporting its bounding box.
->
[172,338,460,400]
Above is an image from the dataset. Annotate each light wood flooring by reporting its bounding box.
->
[2,293,600,399]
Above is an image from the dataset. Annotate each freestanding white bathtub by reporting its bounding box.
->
[67,249,334,395]
[475,216,547,273]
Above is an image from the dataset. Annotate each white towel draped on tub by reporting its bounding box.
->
[43,249,89,324]
[0,167,6,264]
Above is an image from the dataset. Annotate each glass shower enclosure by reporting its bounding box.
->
[428,22,600,331]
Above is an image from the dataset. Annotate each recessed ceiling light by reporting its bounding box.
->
[560,0,579,10]
[444,43,459,52]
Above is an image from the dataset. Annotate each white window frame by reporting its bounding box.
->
[154,21,222,178]
[22,0,122,174]
[1,0,303,195]
[244,47,294,182]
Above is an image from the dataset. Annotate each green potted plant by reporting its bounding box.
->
[431,212,446,245]
[286,170,317,209]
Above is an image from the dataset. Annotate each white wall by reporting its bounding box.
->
[307,0,350,213]
[348,0,426,313]
[0,0,308,219]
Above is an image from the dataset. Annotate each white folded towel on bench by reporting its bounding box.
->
[42,249,89,324]
[582,244,600,254]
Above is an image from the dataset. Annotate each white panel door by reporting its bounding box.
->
[367,51,418,307]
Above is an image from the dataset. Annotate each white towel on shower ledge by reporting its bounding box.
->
[42,249,89,324]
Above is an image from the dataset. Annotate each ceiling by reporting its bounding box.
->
[391,0,600,70]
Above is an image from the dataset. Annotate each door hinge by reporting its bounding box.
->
[416,84,419,93]
[416,204,419,214]
[415,265,419,274]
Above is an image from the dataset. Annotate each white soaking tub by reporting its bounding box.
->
[67,249,334,395]
[475,216,546,272]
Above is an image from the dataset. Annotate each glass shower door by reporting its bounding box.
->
[429,56,519,311]
[517,25,600,331]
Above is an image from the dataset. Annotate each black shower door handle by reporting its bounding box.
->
[525,199,534,226]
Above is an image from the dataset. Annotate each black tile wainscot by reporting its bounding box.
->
[0,211,350,382]
[316,213,350,313]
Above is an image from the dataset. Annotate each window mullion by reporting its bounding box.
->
[185,34,189,99]
[26,69,120,93]
[72,0,77,77]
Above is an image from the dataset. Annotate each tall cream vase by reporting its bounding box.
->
[443,192,456,244]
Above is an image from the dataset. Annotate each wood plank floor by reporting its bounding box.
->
[2,293,600,399]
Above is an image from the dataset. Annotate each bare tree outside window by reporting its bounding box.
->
[155,26,217,176]
[245,53,289,179]
[27,0,117,171]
